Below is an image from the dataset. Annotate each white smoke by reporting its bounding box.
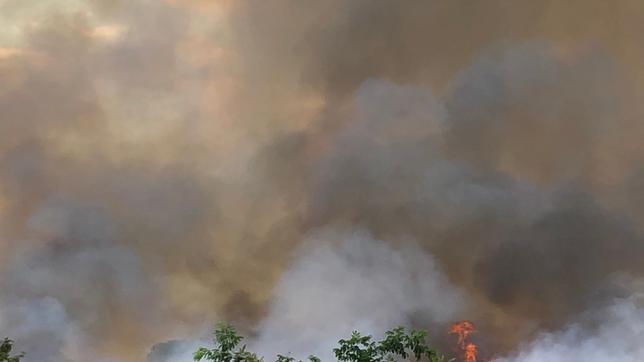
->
[250,228,466,361]
[0,196,163,362]
[148,227,466,362]
[499,287,644,362]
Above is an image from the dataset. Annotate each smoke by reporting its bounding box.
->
[1,0,644,361]
[146,228,466,362]
[499,290,644,362]
[0,196,167,361]
[250,228,466,360]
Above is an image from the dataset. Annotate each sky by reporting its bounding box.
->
[1,1,644,361]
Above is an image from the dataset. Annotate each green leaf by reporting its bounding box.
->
[194,323,453,362]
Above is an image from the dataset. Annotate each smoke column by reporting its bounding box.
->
[1,1,644,361]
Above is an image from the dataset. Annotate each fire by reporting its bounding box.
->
[464,343,477,362]
[449,320,478,362]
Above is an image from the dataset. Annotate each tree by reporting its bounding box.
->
[334,328,453,362]
[193,322,262,362]
[0,338,24,362]
[195,323,453,362]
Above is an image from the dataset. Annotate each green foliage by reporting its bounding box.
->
[276,354,295,362]
[194,322,262,362]
[334,327,452,362]
[0,338,24,362]
[195,324,453,362]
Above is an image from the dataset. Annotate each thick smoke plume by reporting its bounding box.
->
[1,1,644,361]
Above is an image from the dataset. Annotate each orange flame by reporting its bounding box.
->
[449,321,478,362]
[464,343,477,362]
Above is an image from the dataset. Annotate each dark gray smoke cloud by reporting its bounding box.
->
[1,1,644,361]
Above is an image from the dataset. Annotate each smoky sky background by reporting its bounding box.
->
[2,1,644,361]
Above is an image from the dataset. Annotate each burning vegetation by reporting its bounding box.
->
[2,2,644,362]
[188,321,491,362]
[449,321,478,362]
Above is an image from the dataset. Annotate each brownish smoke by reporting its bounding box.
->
[1,1,644,361]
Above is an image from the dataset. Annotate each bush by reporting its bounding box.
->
[194,323,453,362]
[0,338,24,362]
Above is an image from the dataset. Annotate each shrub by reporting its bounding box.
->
[194,323,453,362]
